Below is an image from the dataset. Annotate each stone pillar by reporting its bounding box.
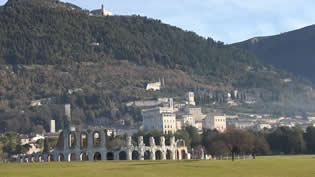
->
[160,136,165,146]
[138,136,144,146]
[149,137,155,146]
[162,150,166,160]
[101,152,106,161]
[127,150,132,160]
[87,132,93,149]
[150,150,156,160]
[126,136,132,146]
[63,131,69,151]
[171,150,176,160]
[100,130,106,148]
[88,152,94,161]
[170,136,175,147]
[75,132,80,150]
[139,149,144,160]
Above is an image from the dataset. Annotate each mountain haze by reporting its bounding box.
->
[233,25,315,83]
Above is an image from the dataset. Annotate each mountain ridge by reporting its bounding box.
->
[232,24,315,83]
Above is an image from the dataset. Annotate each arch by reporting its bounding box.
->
[94,152,102,161]
[155,150,162,160]
[106,152,114,160]
[58,153,65,162]
[181,150,186,160]
[144,150,150,160]
[24,157,29,163]
[166,150,172,160]
[69,132,77,149]
[69,153,77,161]
[80,152,89,161]
[93,131,101,147]
[37,155,43,162]
[132,151,139,160]
[80,133,88,149]
[48,154,54,162]
[119,151,127,160]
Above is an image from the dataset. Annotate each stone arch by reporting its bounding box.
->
[132,151,139,160]
[119,151,127,160]
[144,150,151,160]
[106,152,114,160]
[24,156,29,163]
[166,150,172,160]
[181,150,186,160]
[155,150,162,160]
[69,153,77,161]
[48,154,54,162]
[58,153,65,162]
[80,132,88,149]
[69,132,77,149]
[80,152,89,161]
[94,152,102,161]
[93,131,101,147]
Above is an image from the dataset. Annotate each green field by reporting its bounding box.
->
[0,156,315,177]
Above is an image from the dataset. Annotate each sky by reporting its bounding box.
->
[1,0,315,44]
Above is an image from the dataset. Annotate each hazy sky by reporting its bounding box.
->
[1,0,315,43]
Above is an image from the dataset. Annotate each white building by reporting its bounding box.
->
[185,92,196,106]
[142,98,176,134]
[177,114,195,128]
[50,120,56,133]
[90,4,113,16]
[146,82,161,91]
[203,114,226,132]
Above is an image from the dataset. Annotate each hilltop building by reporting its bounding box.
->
[90,4,113,16]
[146,82,161,91]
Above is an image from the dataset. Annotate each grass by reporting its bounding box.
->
[0,156,315,177]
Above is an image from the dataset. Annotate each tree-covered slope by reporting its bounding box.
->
[0,0,261,80]
[1,0,315,133]
[232,25,315,83]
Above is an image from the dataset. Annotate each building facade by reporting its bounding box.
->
[203,114,226,132]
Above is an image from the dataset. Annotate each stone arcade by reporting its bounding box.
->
[17,129,188,162]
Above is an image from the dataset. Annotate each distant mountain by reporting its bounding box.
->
[232,25,315,83]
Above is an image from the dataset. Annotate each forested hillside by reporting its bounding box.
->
[0,0,315,133]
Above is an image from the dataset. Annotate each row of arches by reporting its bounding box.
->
[68,131,103,149]
[20,149,187,162]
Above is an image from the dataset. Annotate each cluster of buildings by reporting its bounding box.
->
[226,114,315,131]
[141,92,227,134]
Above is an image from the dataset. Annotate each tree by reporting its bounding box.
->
[223,129,254,161]
[305,126,315,154]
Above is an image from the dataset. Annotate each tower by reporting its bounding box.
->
[186,92,196,106]
[50,120,56,133]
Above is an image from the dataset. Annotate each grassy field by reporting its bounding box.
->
[0,156,315,177]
